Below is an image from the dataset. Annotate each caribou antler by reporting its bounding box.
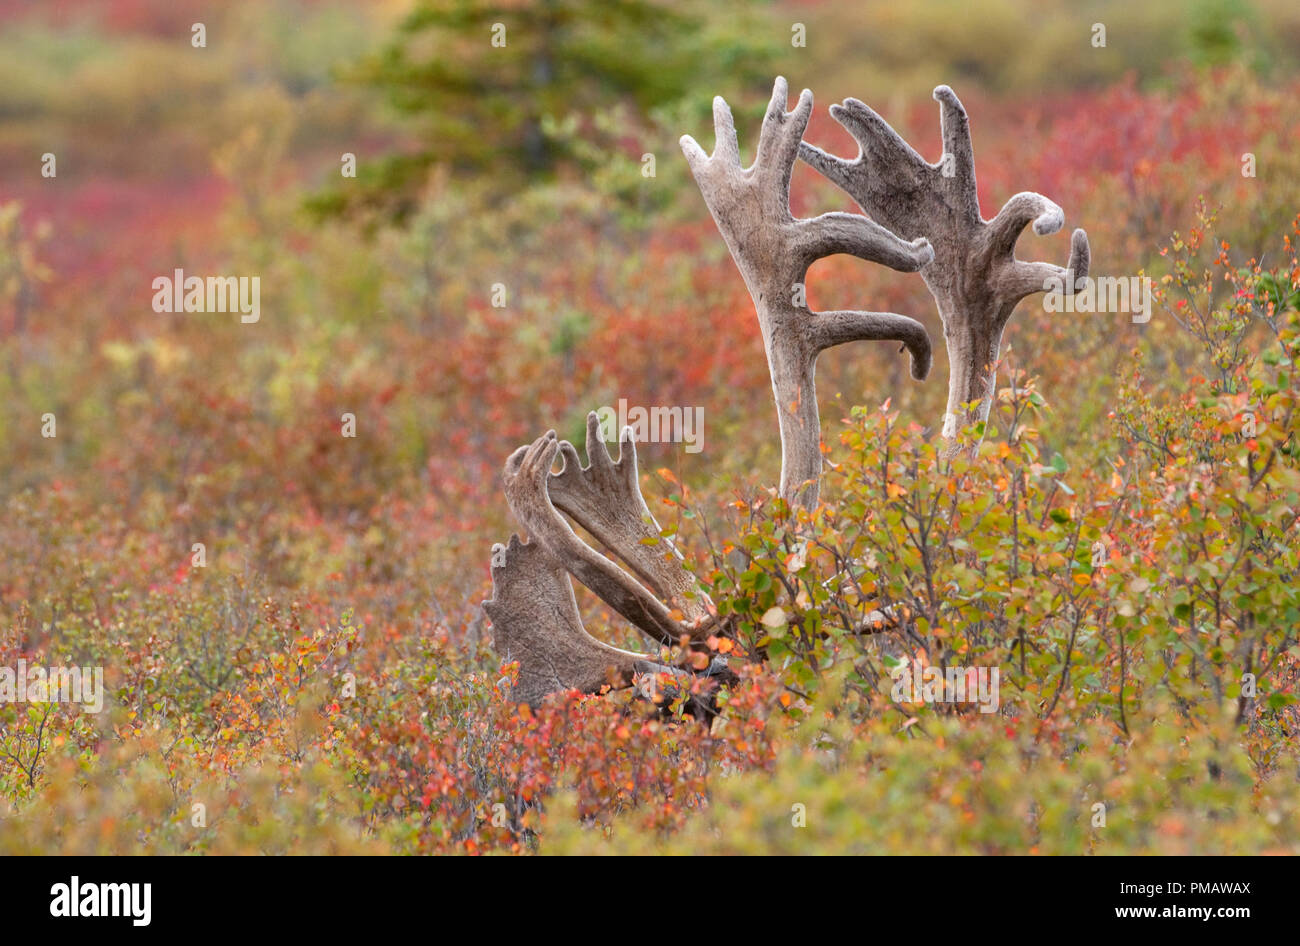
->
[483,535,687,706]
[549,412,713,627]
[681,76,934,509]
[486,423,725,705]
[501,429,714,649]
[799,85,1090,454]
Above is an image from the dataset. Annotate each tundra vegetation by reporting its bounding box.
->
[1,0,1299,854]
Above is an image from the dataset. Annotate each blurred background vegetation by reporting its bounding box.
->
[1,0,1299,854]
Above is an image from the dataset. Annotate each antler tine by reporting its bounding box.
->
[709,95,741,165]
[797,212,934,273]
[831,98,929,177]
[755,77,814,194]
[806,309,932,380]
[999,227,1091,301]
[932,86,980,223]
[682,76,934,509]
[985,192,1065,259]
[797,139,858,196]
[1068,227,1091,288]
[679,95,742,173]
[483,535,686,707]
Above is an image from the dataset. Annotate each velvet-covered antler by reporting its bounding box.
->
[548,412,712,628]
[485,420,726,705]
[501,429,714,648]
[799,85,1089,454]
[681,77,934,508]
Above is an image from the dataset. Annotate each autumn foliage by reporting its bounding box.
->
[2,0,1300,854]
